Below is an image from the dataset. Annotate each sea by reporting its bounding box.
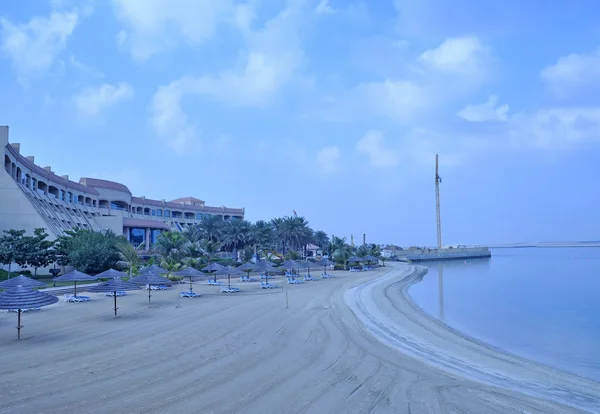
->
[408,247,600,382]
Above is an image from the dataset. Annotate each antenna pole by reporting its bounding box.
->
[435,154,442,249]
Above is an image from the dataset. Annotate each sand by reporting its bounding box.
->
[0,264,598,414]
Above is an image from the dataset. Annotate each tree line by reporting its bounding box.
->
[0,215,383,278]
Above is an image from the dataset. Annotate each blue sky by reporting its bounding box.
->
[1,0,599,246]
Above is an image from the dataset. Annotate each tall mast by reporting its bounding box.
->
[435,154,442,249]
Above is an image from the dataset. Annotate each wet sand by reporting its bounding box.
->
[0,264,598,413]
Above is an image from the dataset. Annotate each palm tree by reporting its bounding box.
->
[200,239,222,265]
[222,219,252,261]
[183,224,204,243]
[116,240,142,277]
[270,217,286,254]
[280,216,313,254]
[199,214,224,242]
[313,231,329,251]
[154,231,190,262]
[251,220,274,253]
[333,246,351,270]
[356,245,370,258]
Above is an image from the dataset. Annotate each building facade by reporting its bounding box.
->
[0,126,244,249]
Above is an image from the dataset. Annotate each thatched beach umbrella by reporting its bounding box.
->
[363,255,379,264]
[298,260,319,277]
[237,262,255,281]
[280,259,301,270]
[139,264,168,274]
[202,262,225,283]
[252,261,278,282]
[95,268,129,279]
[0,285,59,339]
[172,267,204,294]
[0,274,47,290]
[87,279,141,316]
[215,266,243,289]
[53,270,97,297]
[129,271,171,304]
[348,256,362,264]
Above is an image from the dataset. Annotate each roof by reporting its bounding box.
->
[170,197,206,205]
[123,218,171,230]
[79,178,132,195]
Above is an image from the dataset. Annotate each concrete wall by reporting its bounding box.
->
[0,165,60,239]
[94,215,124,235]
[399,247,491,261]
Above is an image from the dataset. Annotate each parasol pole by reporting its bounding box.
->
[17,309,22,339]
[113,291,118,316]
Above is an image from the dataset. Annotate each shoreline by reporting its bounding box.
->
[344,263,600,413]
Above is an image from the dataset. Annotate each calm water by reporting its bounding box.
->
[408,247,600,381]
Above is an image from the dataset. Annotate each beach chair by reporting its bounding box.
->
[207,280,224,286]
[75,295,91,301]
[180,291,201,298]
[220,286,240,293]
[260,282,278,289]
[303,274,317,281]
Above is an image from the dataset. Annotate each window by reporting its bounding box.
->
[129,228,146,246]
[156,209,162,217]
[164,210,171,218]
[196,213,203,220]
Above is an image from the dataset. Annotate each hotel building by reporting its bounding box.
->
[0,126,244,249]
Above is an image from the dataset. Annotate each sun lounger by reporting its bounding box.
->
[105,291,127,297]
[286,277,304,284]
[220,286,240,293]
[180,291,201,298]
[303,275,317,281]
[260,282,278,289]
[321,272,335,279]
[207,280,224,286]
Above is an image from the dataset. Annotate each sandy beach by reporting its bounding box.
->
[1,264,598,414]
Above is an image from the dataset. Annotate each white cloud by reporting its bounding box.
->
[355,80,427,123]
[73,82,134,116]
[316,146,341,174]
[111,0,234,61]
[418,36,490,79]
[356,130,399,168]
[509,107,600,149]
[150,3,307,152]
[541,48,600,97]
[0,10,79,84]
[69,54,104,78]
[458,95,509,122]
[315,0,336,15]
[150,80,198,154]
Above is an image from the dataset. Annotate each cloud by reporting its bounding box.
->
[69,54,104,78]
[509,107,600,149]
[356,130,399,168]
[541,47,600,98]
[458,95,509,122]
[315,0,336,15]
[316,146,341,174]
[354,80,427,123]
[150,2,307,152]
[150,79,199,154]
[111,0,234,61]
[0,10,79,84]
[418,36,490,80]
[73,82,134,116]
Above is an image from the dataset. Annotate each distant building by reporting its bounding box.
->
[0,126,244,249]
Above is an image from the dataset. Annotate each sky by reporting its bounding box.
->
[1,0,600,246]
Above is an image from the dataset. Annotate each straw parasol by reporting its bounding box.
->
[129,271,171,304]
[0,274,47,290]
[202,262,225,283]
[139,264,168,274]
[53,270,97,297]
[298,260,320,277]
[363,255,379,264]
[87,279,141,316]
[215,266,243,289]
[280,259,301,270]
[0,285,59,339]
[348,256,362,264]
[172,267,204,294]
[95,268,129,279]
[253,261,278,282]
